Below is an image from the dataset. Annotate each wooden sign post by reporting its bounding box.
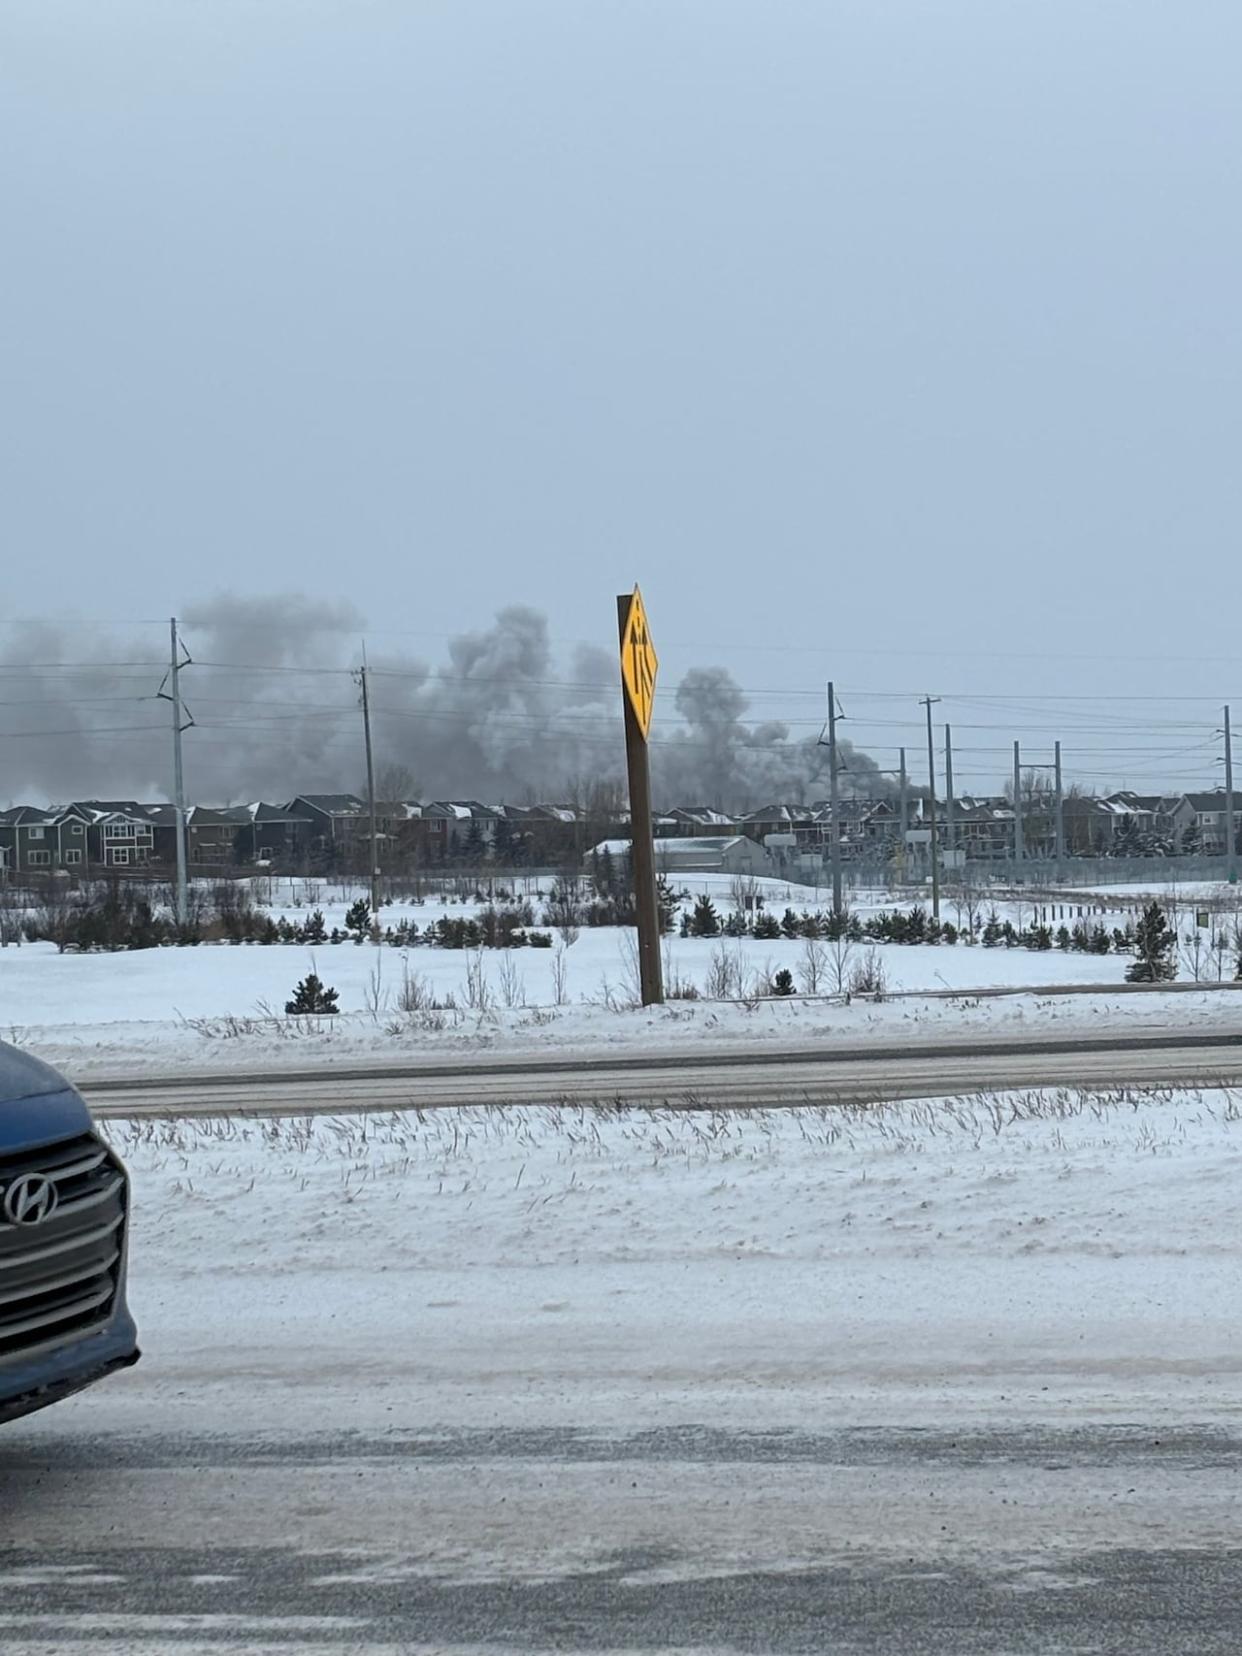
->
[617,587,664,1006]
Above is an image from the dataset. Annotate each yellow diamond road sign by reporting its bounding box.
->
[620,586,658,740]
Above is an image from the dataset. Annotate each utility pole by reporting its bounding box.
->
[898,747,907,883]
[167,617,189,930]
[1226,705,1236,884]
[922,696,941,919]
[357,652,381,924]
[1012,739,1024,869]
[1054,739,1065,876]
[827,681,843,918]
[944,723,956,863]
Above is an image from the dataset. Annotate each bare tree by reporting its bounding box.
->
[797,936,827,995]
[827,931,855,994]
[375,762,418,805]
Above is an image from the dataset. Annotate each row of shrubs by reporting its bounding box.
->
[24,894,559,954]
[16,884,1142,961]
[677,899,1141,955]
[222,903,555,950]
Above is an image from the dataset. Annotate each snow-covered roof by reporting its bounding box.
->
[657,836,751,853]
[292,794,365,816]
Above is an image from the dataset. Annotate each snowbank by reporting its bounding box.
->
[42,1086,1241,1439]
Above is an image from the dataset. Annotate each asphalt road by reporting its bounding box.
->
[79,1027,1242,1115]
[1,1422,1239,1652]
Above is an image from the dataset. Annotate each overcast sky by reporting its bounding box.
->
[2,1,1239,794]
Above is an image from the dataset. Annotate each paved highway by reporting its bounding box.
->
[2,1422,1239,1651]
[79,1028,1242,1115]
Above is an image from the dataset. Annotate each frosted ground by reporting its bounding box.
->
[28,1086,1242,1456]
[3,873,1240,1078]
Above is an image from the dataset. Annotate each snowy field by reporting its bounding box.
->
[33,1086,1242,1443]
[4,868,1242,1077]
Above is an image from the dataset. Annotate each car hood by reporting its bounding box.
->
[0,1042,94,1150]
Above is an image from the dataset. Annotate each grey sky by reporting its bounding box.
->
[2,1,1239,797]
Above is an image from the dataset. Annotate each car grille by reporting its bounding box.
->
[0,1134,127,1362]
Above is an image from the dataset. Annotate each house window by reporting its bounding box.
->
[26,850,50,866]
[27,826,45,841]
[110,847,130,866]
[69,822,83,835]
[136,827,153,843]
[103,823,131,840]
[64,849,82,865]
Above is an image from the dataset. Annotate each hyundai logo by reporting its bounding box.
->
[4,1174,59,1227]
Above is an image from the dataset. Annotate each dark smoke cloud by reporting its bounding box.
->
[653,667,891,809]
[0,595,886,810]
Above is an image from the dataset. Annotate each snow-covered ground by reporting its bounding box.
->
[3,872,1238,1079]
[7,940,1242,1081]
[50,1086,1242,1440]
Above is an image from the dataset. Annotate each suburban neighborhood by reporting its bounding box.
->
[0,785,1236,879]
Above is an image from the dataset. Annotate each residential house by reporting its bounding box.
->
[246,802,315,866]
[805,799,871,861]
[0,806,87,874]
[187,806,253,865]
[499,803,583,863]
[397,801,502,862]
[140,803,251,867]
[288,795,367,865]
[737,804,819,846]
[67,802,159,869]
[663,806,739,838]
[1170,790,1239,855]
[950,799,1016,860]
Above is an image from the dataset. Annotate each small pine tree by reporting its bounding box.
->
[689,895,721,937]
[301,908,327,944]
[345,898,372,938]
[1029,923,1053,950]
[904,905,928,943]
[596,846,617,898]
[285,973,340,1015]
[462,817,486,862]
[780,907,801,939]
[753,912,782,941]
[1126,902,1177,982]
[1056,925,1071,951]
[982,911,1002,947]
[656,875,678,933]
[771,968,795,996]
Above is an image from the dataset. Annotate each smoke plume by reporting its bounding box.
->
[0,595,886,810]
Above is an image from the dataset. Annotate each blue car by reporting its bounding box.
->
[0,1043,139,1423]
